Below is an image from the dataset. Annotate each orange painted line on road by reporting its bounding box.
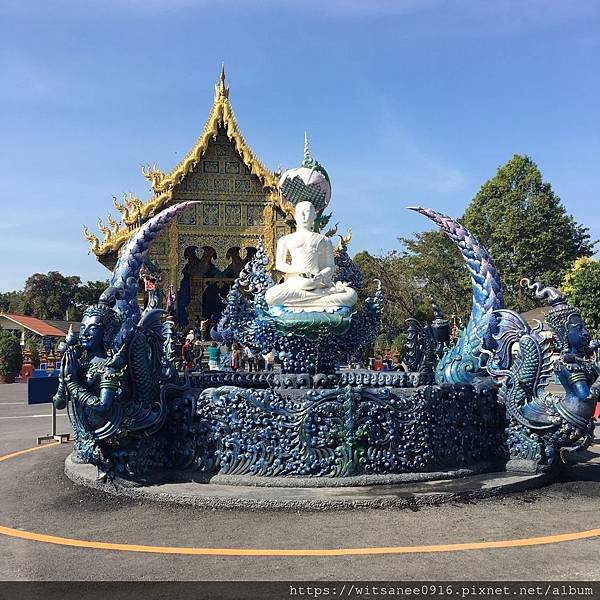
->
[1,443,599,556]
[0,524,599,556]
[0,442,59,462]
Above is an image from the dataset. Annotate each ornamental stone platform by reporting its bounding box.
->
[64,453,555,511]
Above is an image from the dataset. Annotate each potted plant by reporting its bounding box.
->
[0,330,24,384]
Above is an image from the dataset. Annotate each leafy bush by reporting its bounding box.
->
[0,330,23,376]
[562,257,600,339]
[391,334,406,356]
[374,334,389,354]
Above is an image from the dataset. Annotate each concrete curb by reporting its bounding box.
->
[65,454,556,512]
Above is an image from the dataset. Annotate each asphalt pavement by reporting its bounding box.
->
[0,383,599,587]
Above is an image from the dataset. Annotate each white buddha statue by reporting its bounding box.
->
[265,201,358,312]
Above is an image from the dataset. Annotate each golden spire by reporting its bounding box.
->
[338,228,353,250]
[214,63,229,100]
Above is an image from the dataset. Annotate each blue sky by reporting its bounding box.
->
[1,0,599,292]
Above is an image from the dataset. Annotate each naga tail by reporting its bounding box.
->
[408,207,503,384]
[106,201,199,349]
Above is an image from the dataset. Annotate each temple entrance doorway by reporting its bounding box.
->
[200,279,231,323]
[176,244,257,328]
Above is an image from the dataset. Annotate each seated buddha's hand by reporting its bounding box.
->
[295,276,319,291]
[311,273,327,288]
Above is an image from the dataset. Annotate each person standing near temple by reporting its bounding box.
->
[263,350,275,372]
[207,341,221,371]
[193,337,204,370]
[200,318,209,341]
[181,333,195,375]
[245,346,256,372]
[230,342,243,371]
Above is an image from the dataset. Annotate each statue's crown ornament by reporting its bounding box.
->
[82,286,124,350]
[521,278,580,331]
[278,133,331,213]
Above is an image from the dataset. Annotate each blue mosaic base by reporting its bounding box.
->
[190,381,506,477]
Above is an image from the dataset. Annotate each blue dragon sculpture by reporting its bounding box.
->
[54,202,196,474]
[408,207,504,384]
[481,279,598,468]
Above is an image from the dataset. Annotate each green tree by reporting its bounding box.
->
[0,290,24,314]
[374,333,389,355]
[391,334,406,356]
[354,250,432,337]
[20,273,109,320]
[399,230,471,322]
[562,257,600,338]
[462,155,594,312]
[21,272,82,320]
[72,279,109,319]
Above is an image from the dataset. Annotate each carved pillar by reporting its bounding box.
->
[168,219,179,289]
[263,201,275,268]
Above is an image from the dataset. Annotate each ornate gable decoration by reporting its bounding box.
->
[85,67,284,259]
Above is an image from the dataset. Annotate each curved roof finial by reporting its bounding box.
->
[215,63,229,100]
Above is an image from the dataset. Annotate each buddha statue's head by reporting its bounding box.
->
[295,201,316,231]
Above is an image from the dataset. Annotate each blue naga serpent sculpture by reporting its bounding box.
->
[54,202,197,473]
[408,207,504,385]
[58,199,597,479]
[412,207,597,468]
[481,280,598,467]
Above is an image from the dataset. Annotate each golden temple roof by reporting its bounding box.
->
[85,66,283,259]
